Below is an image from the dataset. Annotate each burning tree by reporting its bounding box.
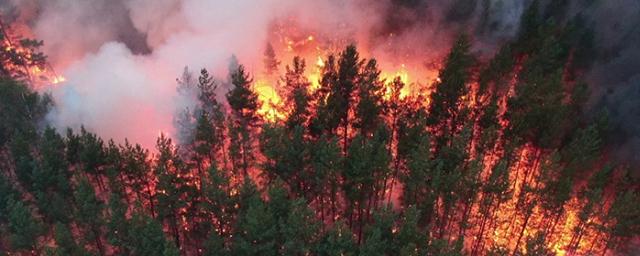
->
[0,17,63,87]
[0,1,639,256]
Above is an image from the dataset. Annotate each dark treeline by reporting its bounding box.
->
[1,2,639,255]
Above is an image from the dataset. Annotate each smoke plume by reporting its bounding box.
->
[1,0,639,166]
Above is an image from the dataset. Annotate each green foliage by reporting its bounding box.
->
[106,192,129,252]
[0,79,50,147]
[227,65,260,126]
[355,59,385,135]
[126,206,176,256]
[232,189,277,255]
[427,34,474,150]
[227,65,260,175]
[283,56,312,130]
[0,8,638,255]
[360,206,397,256]
[52,222,88,256]
[74,177,105,253]
[260,123,310,196]
[314,221,357,256]
[7,198,43,251]
[0,173,17,221]
[280,199,320,255]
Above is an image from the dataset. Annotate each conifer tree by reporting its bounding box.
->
[0,173,17,221]
[7,198,43,252]
[314,221,357,256]
[232,183,277,255]
[106,192,129,254]
[281,199,320,255]
[74,177,105,254]
[226,65,260,176]
[395,206,428,255]
[427,34,474,150]
[283,56,311,130]
[193,68,226,171]
[120,141,155,216]
[264,42,280,77]
[354,59,385,136]
[127,206,179,256]
[260,123,310,197]
[201,165,235,239]
[52,222,88,256]
[310,54,339,137]
[360,206,397,255]
[309,134,343,222]
[154,134,189,249]
[344,127,390,236]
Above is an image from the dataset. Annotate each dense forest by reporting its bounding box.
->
[1,1,640,255]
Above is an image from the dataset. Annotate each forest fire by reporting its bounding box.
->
[0,1,639,256]
[255,21,440,122]
[0,19,64,88]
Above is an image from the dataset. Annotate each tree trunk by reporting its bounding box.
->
[511,208,533,256]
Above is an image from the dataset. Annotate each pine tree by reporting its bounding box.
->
[335,45,362,152]
[309,134,343,222]
[260,123,310,197]
[472,158,512,255]
[74,177,105,254]
[175,67,198,145]
[201,165,235,239]
[568,165,612,253]
[0,78,50,148]
[0,172,17,221]
[7,198,43,252]
[601,184,640,255]
[120,141,155,216]
[231,182,277,255]
[264,42,280,77]
[226,65,260,176]
[310,54,339,137]
[78,128,107,189]
[522,232,553,256]
[354,59,385,136]
[314,221,357,256]
[283,56,311,130]
[506,23,570,149]
[127,206,178,256]
[154,134,189,249]
[401,130,432,208]
[203,230,226,255]
[311,45,362,151]
[52,222,88,256]
[344,127,390,237]
[10,132,36,189]
[395,206,428,255]
[281,199,320,255]
[360,206,397,255]
[427,34,474,150]
[30,129,74,224]
[193,68,226,171]
[106,192,129,254]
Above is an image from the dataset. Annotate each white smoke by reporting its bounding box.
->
[1,0,549,148]
[14,0,381,148]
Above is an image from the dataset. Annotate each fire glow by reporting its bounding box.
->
[0,20,65,88]
[244,25,611,255]
[1,1,637,254]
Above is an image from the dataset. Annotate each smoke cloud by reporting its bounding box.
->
[1,0,640,165]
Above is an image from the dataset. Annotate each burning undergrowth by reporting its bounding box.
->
[0,0,639,255]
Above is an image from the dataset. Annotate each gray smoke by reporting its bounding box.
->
[1,0,639,166]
